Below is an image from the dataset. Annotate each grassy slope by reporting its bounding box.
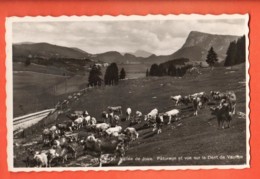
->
[13,64,247,167]
[12,63,150,117]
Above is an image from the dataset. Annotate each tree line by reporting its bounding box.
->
[147,60,192,77]
[224,35,246,67]
[88,63,126,87]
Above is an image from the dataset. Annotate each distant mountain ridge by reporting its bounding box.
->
[13,31,243,66]
[174,31,240,61]
[13,42,91,60]
[130,50,153,58]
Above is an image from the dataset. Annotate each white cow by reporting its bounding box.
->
[126,108,132,121]
[135,111,143,123]
[34,152,48,167]
[90,117,97,125]
[84,115,91,126]
[170,95,182,106]
[105,126,123,136]
[190,92,206,99]
[136,111,142,117]
[94,123,110,132]
[74,116,84,129]
[107,106,122,114]
[162,109,180,124]
[144,108,158,121]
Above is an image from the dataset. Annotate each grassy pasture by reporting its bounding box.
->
[12,63,150,117]
[13,63,247,167]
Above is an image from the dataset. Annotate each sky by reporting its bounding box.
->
[12,18,246,56]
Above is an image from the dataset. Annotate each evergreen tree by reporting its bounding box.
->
[88,64,102,86]
[104,65,112,85]
[206,47,218,69]
[167,64,173,76]
[149,64,159,76]
[146,69,149,77]
[224,41,237,67]
[119,68,126,79]
[224,35,246,67]
[236,35,246,64]
[172,65,177,76]
[104,63,119,85]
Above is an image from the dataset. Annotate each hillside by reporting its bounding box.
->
[13,43,91,60]
[13,63,247,167]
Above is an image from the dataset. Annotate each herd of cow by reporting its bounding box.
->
[24,90,237,168]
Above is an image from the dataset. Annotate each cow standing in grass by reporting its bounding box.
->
[192,97,203,116]
[210,103,233,129]
[108,106,122,115]
[126,108,132,121]
[154,114,163,134]
[170,95,182,106]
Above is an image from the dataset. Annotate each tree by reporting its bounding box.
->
[206,47,218,69]
[104,63,119,85]
[224,35,246,67]
[119,68,126,80]
[88,64,102,86]
[149,64,159,76]
[236,35,246,64]
[146,69,149,77]
[224,41,237,67]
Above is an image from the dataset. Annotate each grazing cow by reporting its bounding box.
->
[82,135,125,166]
[135,111,143,123]
[52,136,68,148]
[66,113,78,121]
[162,109,180,124]
[190,92,206,99]
[180,96,192,105]
[170,95,182,106]
[210,90,220,97]
[210,103,233,129]
[126,108,132,121]
[94,123,111,132]
[192,97,203,116]
[107,106,122,115]
[210,91,227,101]
[124,127,139,141]
[90,117,97,125]
[101,111,109,123]
[42,128,56,146]
[49,125,58,133]
[222,91,237,115]
[25,148,37,167]
[154,114,163,134]
[83,110,89,117]
[34,152,48,167]
[48,144,77,166]
[144,108,159,122]
[74,116,84,130]
[113,115,120,126]
[56,122,74,133]
[74,110,84,116]
[136,111,142,118]
[83,115,91,126]
[105,126,122,136]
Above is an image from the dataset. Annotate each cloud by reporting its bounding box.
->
[12,17,246,55]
